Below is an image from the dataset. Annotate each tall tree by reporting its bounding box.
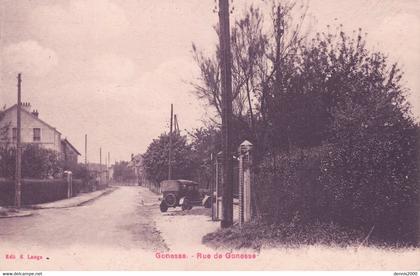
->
[192,1,308,153]
[188,126,221,189]
[191,1,419,243]
[142,133,195,184]
[0,108,10,143]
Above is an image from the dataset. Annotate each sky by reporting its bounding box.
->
[0,0,419,164]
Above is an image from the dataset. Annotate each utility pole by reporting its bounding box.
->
[84,134,87,165]
[168,104,173,180]
[219,0,234,228]
[15,73,22,208]
[99,147,102,185]
[106,151,110,184]
[174,114,180,135]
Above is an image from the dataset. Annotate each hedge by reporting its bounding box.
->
[254,144,419,245]
[0,178,86,206]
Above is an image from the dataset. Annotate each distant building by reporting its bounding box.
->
[129,153,145,185]
[61,138,81,168]
[87,163,108,186]
[0,103,80,166]
[108,164,114,181]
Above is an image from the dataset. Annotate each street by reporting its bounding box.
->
[0,186,166,251]
[0,186,176,270]
[1,186,419,270]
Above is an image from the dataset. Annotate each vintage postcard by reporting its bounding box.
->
[0,0,419,272]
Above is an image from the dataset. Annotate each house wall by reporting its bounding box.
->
[0,107,61,152]
[61,142,79,167]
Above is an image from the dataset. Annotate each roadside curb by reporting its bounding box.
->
[0,210,34,219]
[74,187,118,207]
[29,186,118,210]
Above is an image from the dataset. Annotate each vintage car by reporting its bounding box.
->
[159,179,211,212]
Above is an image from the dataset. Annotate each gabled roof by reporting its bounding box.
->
[61,138,81,155]
[2,104,61,135]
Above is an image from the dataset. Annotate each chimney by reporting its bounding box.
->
[32,109,39,117]
[21,102,32,112]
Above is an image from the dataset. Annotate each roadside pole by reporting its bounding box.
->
[84,134,87,165]
[168,103,173,180]
[99,147,102,186]
[219,0,234,228]
[107,151,110,185]
[15,73,22,208]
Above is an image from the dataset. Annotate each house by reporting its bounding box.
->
[61,138,81,168]
[87,163,108,186]
[129,153,145,185]
[0,103,80,166]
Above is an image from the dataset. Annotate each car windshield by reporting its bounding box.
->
[160,180,180,192]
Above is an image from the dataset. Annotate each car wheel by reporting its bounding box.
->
[204,198,211,208]
[181,199,190,211]
[164,193,177,207]
[160,202,168,212]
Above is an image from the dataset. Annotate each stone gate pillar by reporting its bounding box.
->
[65,171,73,198]
[213,151,224,221]
[238,140,253,226]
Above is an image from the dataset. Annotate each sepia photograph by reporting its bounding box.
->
[0,0,419,272]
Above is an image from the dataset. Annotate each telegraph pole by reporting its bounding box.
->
[174,114,179,135]
[219,0,234,228]
[99,147,102,185]
[168,104,173,180]
[106,151,110,184]
[84,134,87,165]
[15,73,22,208]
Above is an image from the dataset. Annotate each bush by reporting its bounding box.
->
[319,136,419,244]
[254,142,419,246]
[203,220,363,250]
[0,178,68,206]
[72,179,84,195]
[142,133,196,184]
[0,144,62,178]
[254,147,329,224]
[0,178,87,206]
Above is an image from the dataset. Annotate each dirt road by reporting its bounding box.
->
[0,186,166,250]
[0,186,170,270]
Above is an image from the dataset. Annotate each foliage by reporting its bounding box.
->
[188,126,221,188]
[254,147,328,225]
[142,133,196,184]
[0,108,9,142]
[0,144,62,179]
[0,178,69,206]
[203,220,363,251]
[113,161,136,182]
[192,1,419,245]
[67,163,90,180]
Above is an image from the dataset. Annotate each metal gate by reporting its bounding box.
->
[212,152,240,222]
[212,141,253,224]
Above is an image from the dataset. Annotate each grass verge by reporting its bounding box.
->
[203,221,375,251]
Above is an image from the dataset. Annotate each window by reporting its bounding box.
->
[12,128,17,141]
[33,128,41,141]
